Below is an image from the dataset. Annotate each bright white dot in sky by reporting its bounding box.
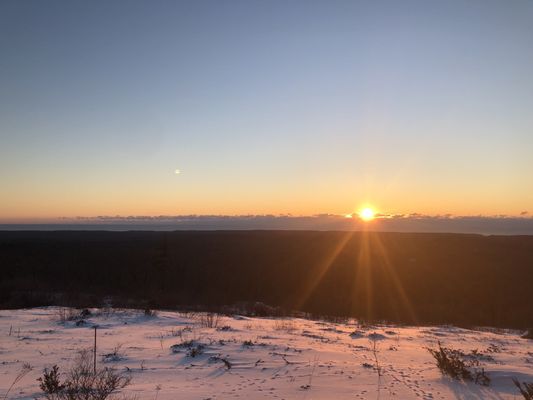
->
[175,169,181,175]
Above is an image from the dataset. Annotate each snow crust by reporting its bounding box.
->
[1,307,531,399]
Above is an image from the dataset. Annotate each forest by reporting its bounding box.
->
[1,230,532,328]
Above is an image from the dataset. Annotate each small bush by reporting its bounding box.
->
[514,379,533,400]
[56,308,81,324]
[56,308,93,324]
[38,365,64,394]
[186,344,205,358]
[170,340,205,357]
[209,356,232,369]
[427,343,490,386]
[428,344,472,380]
[38,349,131,400]
[198,313,220,328]
[170,339,194,353]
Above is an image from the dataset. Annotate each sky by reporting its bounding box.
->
[1,0,532,223]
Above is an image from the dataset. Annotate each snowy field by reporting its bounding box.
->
[1,307,532,399]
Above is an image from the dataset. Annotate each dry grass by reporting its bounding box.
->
[273,319,297,333]
[3,363,32,400]
[197,313,222,328]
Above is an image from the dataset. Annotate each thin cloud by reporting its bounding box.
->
[13,213,530,235]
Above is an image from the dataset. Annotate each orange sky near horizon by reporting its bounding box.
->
[1,176,531,222]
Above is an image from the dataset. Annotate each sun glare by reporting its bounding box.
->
[359,207,376,221]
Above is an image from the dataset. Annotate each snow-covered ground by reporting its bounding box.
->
[1,307,531,399]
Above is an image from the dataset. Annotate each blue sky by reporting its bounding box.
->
[1,0,532,221]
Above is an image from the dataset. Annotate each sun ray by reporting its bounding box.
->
[294,231,354,311]
[367,232,418,323]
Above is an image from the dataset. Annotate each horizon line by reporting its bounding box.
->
[1,213,533,235]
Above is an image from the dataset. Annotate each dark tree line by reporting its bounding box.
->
[0,230,532,328]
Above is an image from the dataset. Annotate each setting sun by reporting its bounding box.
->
[359,207,376,221]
